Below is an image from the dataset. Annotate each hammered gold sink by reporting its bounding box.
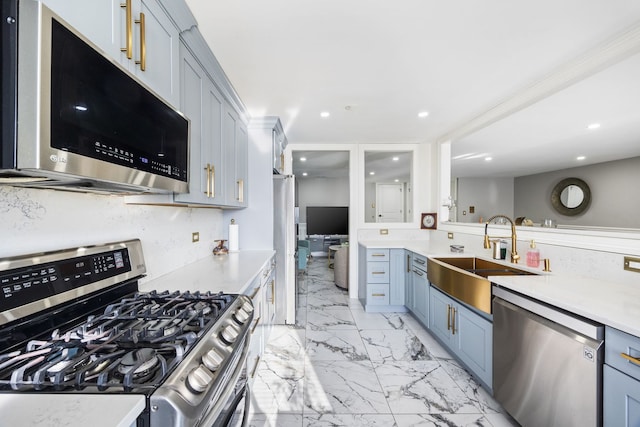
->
[427,257,537,314]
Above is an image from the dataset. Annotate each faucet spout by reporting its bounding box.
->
[484,214,520,264]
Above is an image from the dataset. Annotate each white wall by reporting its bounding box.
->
[0,187,224,284]
[456,177,514,223]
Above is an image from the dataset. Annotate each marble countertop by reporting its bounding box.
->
[0,394,145,427]
[359,239,640,337]
[139,250,275,294]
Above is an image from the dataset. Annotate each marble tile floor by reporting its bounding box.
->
[245,258,520,427]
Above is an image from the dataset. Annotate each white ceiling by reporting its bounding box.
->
[184,0,640,176]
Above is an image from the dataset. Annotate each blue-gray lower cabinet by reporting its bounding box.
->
[604,365,640,426]
[429,286,492,389]
[410,254,429,326]
[358,246,407,312]
[603,326,640,426]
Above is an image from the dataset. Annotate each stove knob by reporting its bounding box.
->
[187,366,213,393]
[220,325,239,345]
[202,348,224,371]
[241,300,254,314]
[233,308,250,324]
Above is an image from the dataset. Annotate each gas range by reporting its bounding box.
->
[0,240,253,427]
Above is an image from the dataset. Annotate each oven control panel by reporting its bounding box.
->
[0,249,132,313]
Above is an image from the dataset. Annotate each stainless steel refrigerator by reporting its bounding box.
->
[273,175,296,324]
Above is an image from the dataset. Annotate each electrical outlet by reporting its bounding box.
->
[448,232,454,239]
[192,232,200,243]
[469,206,475,214]
[380,229,389,235]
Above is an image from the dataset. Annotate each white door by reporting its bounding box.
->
[376,183,404,222]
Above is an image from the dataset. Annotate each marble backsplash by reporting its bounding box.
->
[0,187,225,283]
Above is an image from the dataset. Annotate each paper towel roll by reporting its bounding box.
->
[228,220,239,252]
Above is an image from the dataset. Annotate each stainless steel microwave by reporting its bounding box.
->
[0,1,189,194]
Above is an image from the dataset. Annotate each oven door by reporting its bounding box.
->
[213,377,249,427]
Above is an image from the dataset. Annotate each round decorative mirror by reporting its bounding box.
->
[550,178,591,216]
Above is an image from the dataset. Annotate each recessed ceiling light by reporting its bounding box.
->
[369,171,375,176]
[392,157,399,161]
[485,157,493,161]
[302,172,308,176]
[300,157,307,162]
[418,111,429,118]
[394,179,399,182]
[577,156,586,161]
[320,111,330,118]
[587,123,600,130]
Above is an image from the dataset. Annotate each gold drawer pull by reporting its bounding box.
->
[372,293,386,297]
[621,352,640,366]
[372,271,386,275]
[447,304,451,331]
[371,253,386,257]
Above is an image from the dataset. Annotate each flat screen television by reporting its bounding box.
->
[306,206,348,235]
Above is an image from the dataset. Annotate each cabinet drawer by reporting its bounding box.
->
[367,249,390,262]
[605,326,640,381]
[367,262,389,283]
[367,283,390,305]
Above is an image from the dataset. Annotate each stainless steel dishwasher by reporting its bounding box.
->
[493,287,604,427]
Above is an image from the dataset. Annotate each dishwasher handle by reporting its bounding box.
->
[493,296,603,351]
[493,286,603,341]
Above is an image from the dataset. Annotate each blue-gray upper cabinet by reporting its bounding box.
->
[172,42,224,206]
[222,106,249,208]
[40,0,180,106]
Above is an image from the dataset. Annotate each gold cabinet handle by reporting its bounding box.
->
[270,279,275,304]
[237,179,244,203]
[451,307,457,335]
[371,253,385,257]
[407,255,410,273]
[372,271,385,275]
[250,317,261,334]
[204,164,211,197]
[621,352,640,366]
[203,164,216,198]
[120,0,132,59]
[447,304,451,331]
[372,293,386,297]
[250,355,261,378]
[280,152,285,172]
[135,12,146,71]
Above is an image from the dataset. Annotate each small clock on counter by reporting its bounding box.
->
[421,213,437,230]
